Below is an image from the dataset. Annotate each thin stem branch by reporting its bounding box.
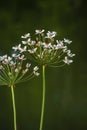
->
[39,65,46,130]
[10,85,17,130]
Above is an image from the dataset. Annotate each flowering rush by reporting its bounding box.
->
[0,52,39,130]
[12,29,75,130]
[12,29,75,67]
[0,53,39,86]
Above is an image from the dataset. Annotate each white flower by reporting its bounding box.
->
[12,54,17,57]
[36,41,42,47]
[27,38,31,42]
[29,40,36,46]
[12,44,21,51]
[0,56,4,61]
[0,55,8,61]
[0,65,3,70]
[63,46,68,52]
[28,48,37,54]
[67,50,75,57]
[52,45,59,50]
[24,68,28,73]
[22,41,27,45]
[26,63,31,68]
[68,53,75,57]
[45,31,57,38]
[15,68,19,73]
[42,42,52,49]
[35,29,45,34]
[3,56,12,64]
[63,57,73,65]
[21,33,30,38]
[3,55,8,59]
[64,38,72,44]
[37,54,44,59]
[19,55,26,60]
[12,54,20,58]
[33,66,39,71]
[33,66,40,76]
[56,40,65,49]
[8,56,12,61]
[31,40,36,45]
[19,46,27,53]
[10,61,16,66]
[22,38,31,45]
[33,71,40,76]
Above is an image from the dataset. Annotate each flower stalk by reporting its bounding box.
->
[39,65,46,130]
[10,85,17,130]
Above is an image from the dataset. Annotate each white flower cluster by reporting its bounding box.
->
[0,53,39,86]
[12,29,75,67]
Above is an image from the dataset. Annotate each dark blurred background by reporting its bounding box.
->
[0,0,87,130]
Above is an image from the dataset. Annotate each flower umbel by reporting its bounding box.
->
[0,53,39,86]
[13,29,75,67]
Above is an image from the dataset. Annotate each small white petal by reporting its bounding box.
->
[34,72,40,76]
[63,57,73,65]
[12,44,21,51]
[28,48,37,54]
[15,68,19,72]
[19,55,26,60]
[26,63,31,68]
[45,31,57,38]
[35,29,45,34]
[33,66,39,71]
[64,38,72,44]
[22,41,27,44]
[21,33,30,38]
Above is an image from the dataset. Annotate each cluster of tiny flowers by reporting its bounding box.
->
[12,29,75,67]
[0,53,39,86]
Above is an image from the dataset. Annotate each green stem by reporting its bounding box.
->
[10,85,17,130]
[39,65,46,130]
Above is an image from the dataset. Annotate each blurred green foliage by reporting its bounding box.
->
[0,0,87,130]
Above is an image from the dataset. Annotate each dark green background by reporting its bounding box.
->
[0,0,87,130]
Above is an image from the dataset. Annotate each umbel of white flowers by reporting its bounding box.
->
[12,29,75,67]
[0,53,39,86]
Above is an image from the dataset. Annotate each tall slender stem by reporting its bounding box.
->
[10,85,17,130]
[39,65,46,130]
